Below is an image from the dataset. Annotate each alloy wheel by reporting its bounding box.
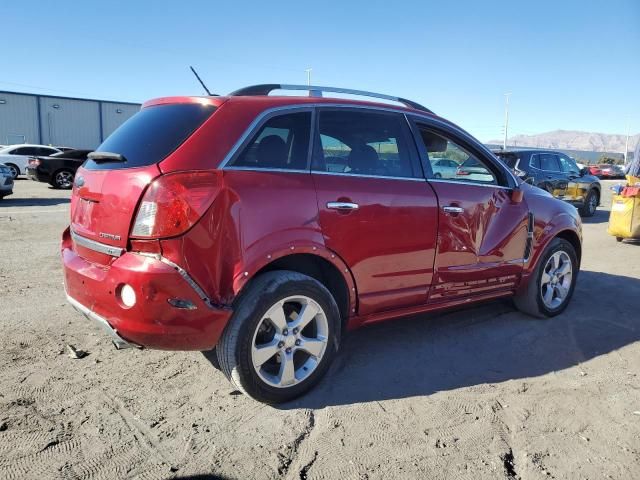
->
[55,171,74,188]
[251,295,328,388]
[540,251,573,309]
[8,165,18,179]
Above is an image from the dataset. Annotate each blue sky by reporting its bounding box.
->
[3,0,639,143]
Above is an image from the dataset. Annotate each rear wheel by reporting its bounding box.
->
[434,172,442,179]
[217,271,341,403]
[579,189,598,217]
[6,164,19,179]
[51,169,74,189]
[514,238,578,318]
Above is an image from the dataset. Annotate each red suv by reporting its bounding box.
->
[62,84,582,403]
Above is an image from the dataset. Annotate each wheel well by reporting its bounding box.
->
[255,254,350,328]
[556,230,582,265]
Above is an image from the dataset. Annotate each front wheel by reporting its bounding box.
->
[217,271,341,403]
[579,190,598,217]
[514,238,578,318]
[6,164,19,179]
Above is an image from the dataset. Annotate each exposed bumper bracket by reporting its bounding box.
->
[66,294,140,350]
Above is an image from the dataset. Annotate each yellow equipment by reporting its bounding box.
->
[608,176,640,241]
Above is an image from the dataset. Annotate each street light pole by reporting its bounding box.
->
[305,68,312,86]
[503,93,511,150]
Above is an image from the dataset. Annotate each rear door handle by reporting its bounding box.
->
[442,206,464,214]
[327,202,359,210]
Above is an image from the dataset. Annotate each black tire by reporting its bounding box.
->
[216,271,341,404]
[616,237,623,243]
[434,172,442,179]
[579,189,598,217]
[51,169,74,189]
[6,164,19,179]
[514,238,578,318]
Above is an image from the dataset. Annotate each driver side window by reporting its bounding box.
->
[558,154,579,174]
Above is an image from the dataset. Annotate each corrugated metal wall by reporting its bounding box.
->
[101,102,140,138]
[0,93,40,145]
[0,91,140,149]
[39,96,101,148]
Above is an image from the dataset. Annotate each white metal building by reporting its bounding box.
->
[0,91,140,149]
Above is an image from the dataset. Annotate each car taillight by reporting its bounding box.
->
[29,157,40,166]
[131,171,221,239]
[456,168,470,176]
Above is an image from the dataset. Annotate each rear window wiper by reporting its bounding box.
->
[87,151,127,163]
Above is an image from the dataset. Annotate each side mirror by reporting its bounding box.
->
[511,186,524,203]
[579,167,589,176]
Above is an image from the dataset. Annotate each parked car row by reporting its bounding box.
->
[0,143,91,189]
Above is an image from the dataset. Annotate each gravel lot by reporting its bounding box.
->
[1,178,638,480]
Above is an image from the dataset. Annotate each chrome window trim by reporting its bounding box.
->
[71,230,124,257]
[312,170,426,182]
[428,178,513,190]
[224,166,310,174]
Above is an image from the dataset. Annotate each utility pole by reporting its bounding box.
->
[503,93,511,150]
[305,68,312,86]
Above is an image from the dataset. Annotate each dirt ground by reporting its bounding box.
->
[1,178,638,480]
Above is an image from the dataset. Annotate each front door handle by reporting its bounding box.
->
[442,205,464,214]
[327,202,359,210]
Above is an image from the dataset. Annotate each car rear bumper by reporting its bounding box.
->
[61,228,232,350]
[26,167,48,182]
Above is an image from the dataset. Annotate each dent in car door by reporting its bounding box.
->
[410,121,529,302]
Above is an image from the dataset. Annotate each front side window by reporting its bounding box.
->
[231,112,311,170]
[417,129,497,185]
[558,154,579,174]
[313,110,415,178]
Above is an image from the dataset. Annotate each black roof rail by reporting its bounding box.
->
[228,84,433,114]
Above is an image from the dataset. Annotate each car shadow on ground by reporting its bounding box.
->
[273,270,639,409]
[581,208,610,224]
[0,197,70,207]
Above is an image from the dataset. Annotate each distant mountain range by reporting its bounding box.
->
[489,130,639,153]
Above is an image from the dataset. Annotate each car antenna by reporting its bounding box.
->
[189,66,217,96]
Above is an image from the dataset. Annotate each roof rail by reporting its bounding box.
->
[228,84,433,114]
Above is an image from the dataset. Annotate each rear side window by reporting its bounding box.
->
[230,112,311,170]
[313,110,415,178]
[84,103,215,170]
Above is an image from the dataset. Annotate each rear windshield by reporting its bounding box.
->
[84,103,216,170]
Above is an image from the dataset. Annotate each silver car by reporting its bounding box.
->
[0,163,14,199]
[429,157,459,179]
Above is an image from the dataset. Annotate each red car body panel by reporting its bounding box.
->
[428,182,529,302]
[61,94,582,351]
[312,174,439,315]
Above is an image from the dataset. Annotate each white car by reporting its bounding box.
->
[429,157,460,179]
[0,144,61,179]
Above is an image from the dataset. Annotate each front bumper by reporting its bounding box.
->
[0,177,12,197]
[61,228,232,350]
